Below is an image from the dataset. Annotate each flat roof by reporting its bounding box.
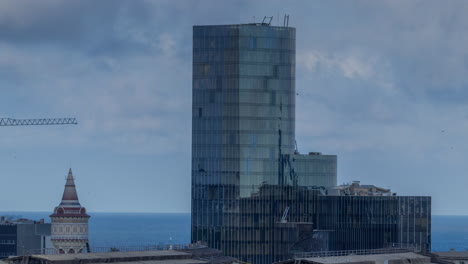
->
[432,251,468,259]
[29,250,191,263]
[5,246,240,264]
[193,24,295,29]
[298,252,430,264]
[92,260,206,264]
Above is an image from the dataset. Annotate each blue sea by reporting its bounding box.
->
[0,212,190,247]
[1,212,466,251]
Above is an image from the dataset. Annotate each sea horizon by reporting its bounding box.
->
[1,211,466,252]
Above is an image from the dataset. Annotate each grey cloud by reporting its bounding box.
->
[2,0,468,213]
[0,1,119,44]
[0,0,247,58]
[0,1,172,57]
[280,0,468,102]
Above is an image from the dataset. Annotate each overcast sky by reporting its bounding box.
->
[1,0,467,215]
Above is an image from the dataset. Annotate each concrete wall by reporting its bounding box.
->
[16,224,51,255]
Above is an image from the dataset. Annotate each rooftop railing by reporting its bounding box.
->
[24,243,206,255]
[294,244,420,259]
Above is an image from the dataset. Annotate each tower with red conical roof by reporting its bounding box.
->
[50,169,90,254]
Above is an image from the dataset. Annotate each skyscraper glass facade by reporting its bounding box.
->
[192,23,306,264]
[192,24,297,194]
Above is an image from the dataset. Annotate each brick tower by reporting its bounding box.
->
[50,169,90,254]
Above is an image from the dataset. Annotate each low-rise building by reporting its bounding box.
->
[237,182,431,258]
[0,217,51,259]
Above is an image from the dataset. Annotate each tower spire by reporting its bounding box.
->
[60,168,81,207]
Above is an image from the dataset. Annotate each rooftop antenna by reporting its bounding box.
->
[283,14,290,27]
[262,16,273,26]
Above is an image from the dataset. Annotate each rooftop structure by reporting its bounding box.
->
[0,218,46,225]
[327,181,395,196]
[50,169,89,217]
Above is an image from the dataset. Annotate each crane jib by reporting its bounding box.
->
[0,118,78,126]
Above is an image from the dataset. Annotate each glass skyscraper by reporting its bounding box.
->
[191,23,430,264]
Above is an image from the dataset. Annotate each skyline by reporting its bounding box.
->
[1,0,468,214]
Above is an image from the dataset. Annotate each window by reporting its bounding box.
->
[209,91,215,103]
[270,91,276,105]
[216,76,222,90]
[273,65,279,78]
[249,37,256,49]
[202,64,210,75]
[229,132,236,144]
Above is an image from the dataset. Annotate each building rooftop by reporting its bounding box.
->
[432,251,468,259]
[0,217,46,225]
[277,252,431,264]
[93,260,206,264]
[4,248,236,264]
[30,250,189,262]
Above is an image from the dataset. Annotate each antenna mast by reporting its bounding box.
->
[283,14,290,27]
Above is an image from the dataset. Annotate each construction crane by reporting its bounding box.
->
[0,118,77,126]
